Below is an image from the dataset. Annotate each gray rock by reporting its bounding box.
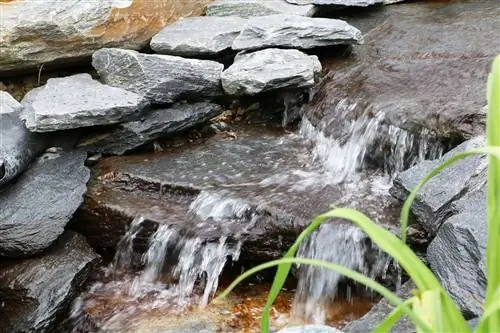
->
[205,0,317,18]
[20,74,148,132]
[343,281,416,333]
[286,0,382,5]
[221,48,322,95]
[468,318,480,330]
[427,186,487,318]
[150,16,247,57]
[92,48,224,104]
[390,136,486,235]
[0,232,100,333]
[232,15,362,51]
[0,149,89,257]
[0,94,47,188]
[78,102,223,155]
[278,325,343,333]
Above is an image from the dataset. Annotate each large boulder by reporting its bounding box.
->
[150,16,247,57]
[0,92,47,188]
[0,0,213,75]
[0,149,89,257]
[78,102,223,155]
[92,48,224,104]
[221,48,321,95]
[205,0,316,18]
[390,137,486,236]
[20,73,149,132]
[0,232,100,333]
[232,15,362,51]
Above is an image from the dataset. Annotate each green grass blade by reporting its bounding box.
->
[215,257,433,333]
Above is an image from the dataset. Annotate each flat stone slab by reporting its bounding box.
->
[0,232,100,333]
[92,48,224,104]
[78,102,223,155]
[286,0,382,6]
[0,149,89,257]
[205,0,317,18]
[150,16,247,57]
[20,73,148,132]
[232,14,362,51]
[221,48,322,95]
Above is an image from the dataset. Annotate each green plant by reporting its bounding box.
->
[216,55,500,333]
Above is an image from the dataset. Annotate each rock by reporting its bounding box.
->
[221,49,321,95]
[20,74,149,132]
[468,318,480,330]
[390,136,486,236]
[232,15,362,52]
[150,16,247,57]
[92,48,224,104]
[343,281,416,333]
[0,92,47,188]
[78,102,223,155]
[286,0,382,6]
[0,0,213,75]
[0,149,89,257]
[0,232,100,333]
[205,0,317,18]
[427,186,487,318]
[278,325,343,333]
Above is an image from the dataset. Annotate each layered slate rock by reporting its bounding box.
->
[0,232,100,333]
[286,0,382,5]
[232,15,362,52]
[78,102,223,155]
[427,187,487,318]
[0,149,89,257]
[278,325,343,333]
[205,0,317,18]
[221,49,321,95]
[92,48,224,104]
[0,94,47,188]
[20,74,148,132]
[343,281,415,333]
[390,137,486,236]
[0,0,213,75]
[151,16,247,57]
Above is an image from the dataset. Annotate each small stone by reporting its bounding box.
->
[20,73,149,132]
[78,102,223,155]
[0,149,89,257]
[151,16,247,57]
[206,0,317,18]
[285,0,383,6]
[0,232,100,333]
[232,15,362,51]
[221,48,322,95]
[92,48,224,104]
[0,91,22,114]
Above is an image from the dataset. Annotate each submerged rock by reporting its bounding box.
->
[92,48,224,104]
[151,16,247,57]
[0,92,46,188]
[78,102,223,155]
[20,74,148,132]
[427,187,487,318]
[0,149,89,257]
[0,232,100,333]
[221,49,321,95]
[205,0,317,18]
[232,14,362,51]
[390,137,486,236]
[0,0,213,75]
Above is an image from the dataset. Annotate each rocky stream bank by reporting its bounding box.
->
[1,0,499,332]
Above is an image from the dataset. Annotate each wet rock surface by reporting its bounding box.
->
[232,15,362,52]
[222,49,321,95]
[77,102,223,155]
[0,232,100,333]
[0,149,89,257]
[205,0,317,18]
[390,137,486,236]
[20,74,148,132]
[278,325,343,333]
[0,0,212,75]
[150,16,247,57]
[92,48,224,104]
[286,0,382,6]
